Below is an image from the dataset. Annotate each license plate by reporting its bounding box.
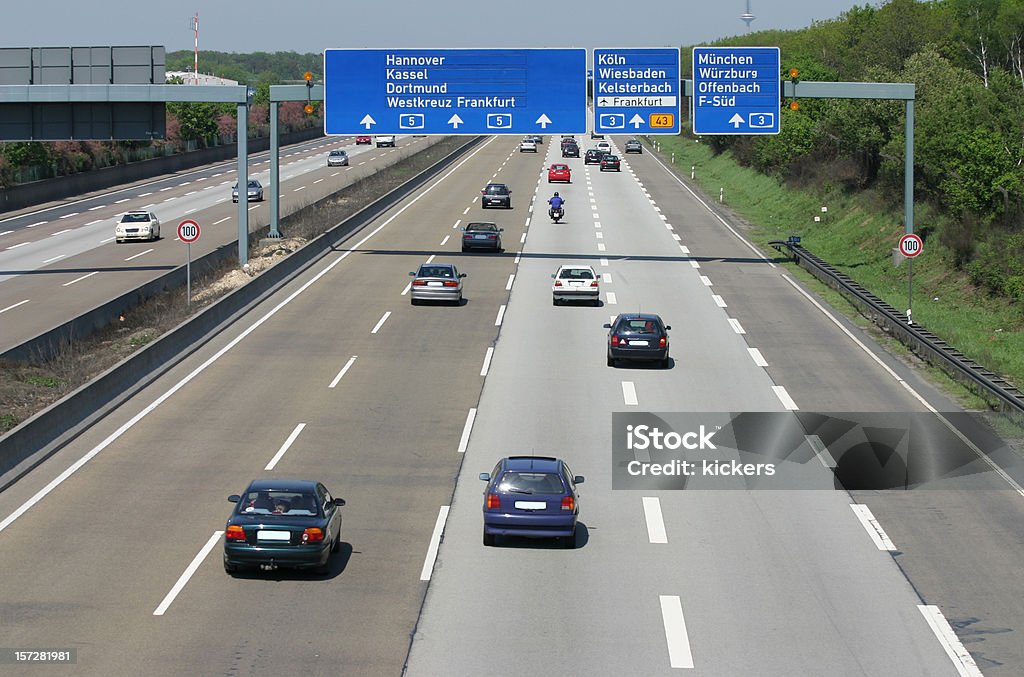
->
[474,234,488,239]
[256,530,291,541]
[628,340,649,347]
[427,281,443,287]
[514,501,546,510]
[569,281,583,286]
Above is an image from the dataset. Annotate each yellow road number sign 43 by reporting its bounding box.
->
[649,113,674,128]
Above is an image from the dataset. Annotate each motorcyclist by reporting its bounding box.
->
[548,192,565,218]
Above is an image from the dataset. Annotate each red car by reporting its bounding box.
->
[548,163,571,183]
[355,135,371,145]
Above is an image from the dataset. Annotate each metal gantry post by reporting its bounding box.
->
[236,102,248,266]
[269,102,281,238]
[905,99,915,235]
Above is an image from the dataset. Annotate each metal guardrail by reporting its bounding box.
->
[770,239,1024,416]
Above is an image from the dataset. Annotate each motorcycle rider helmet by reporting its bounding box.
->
[553,192,559,196]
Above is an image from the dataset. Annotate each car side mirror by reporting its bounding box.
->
[459,273,467,278]
[228,495,240,503]
[479,473,491,481]
[334,498,346,507]
[602,323,612,329]
[499,228,504,232]
[665,325,672,331]
[574,476,585,484]
[409,271,416,276]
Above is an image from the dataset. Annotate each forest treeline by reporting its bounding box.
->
[689,0,1024,301]
[0,50,324,187]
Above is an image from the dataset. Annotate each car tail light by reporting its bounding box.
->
[561,495,575,511]
[412,280,428,286]
[302,528,324,543]
[590,280,599,287]
[443,280,459,287]
[554,280,562,287]
[659,336,667,348]
[611,335,620,346]
[225,525,246,541]
[487,234,496,239]
[486,493,500,509]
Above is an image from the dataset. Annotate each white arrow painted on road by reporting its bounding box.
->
[360,114,376,129]
[729,113,744,129]
[448,114,464,129]
[536,113,552,129]
[629,114,644,128]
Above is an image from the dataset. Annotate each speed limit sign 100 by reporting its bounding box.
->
[899,233,922,258]
[177,219,201,243]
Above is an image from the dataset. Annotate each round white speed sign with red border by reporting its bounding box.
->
[177,219,201,243]
[898,233,922,258]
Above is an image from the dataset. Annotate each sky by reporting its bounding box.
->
[1,1,880,56]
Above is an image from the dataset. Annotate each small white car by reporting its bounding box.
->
[115,211,161,243]
[519,138,538,153]
[596,141,611,153]
[552,265,600,306]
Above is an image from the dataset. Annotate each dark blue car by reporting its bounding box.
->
[479,456,584,549]
[224,479,346,575]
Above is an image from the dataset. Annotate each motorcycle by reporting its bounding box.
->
[549,206,564,223]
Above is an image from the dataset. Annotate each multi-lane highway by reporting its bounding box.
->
[0,133,436,353]
[0,134,1021,675]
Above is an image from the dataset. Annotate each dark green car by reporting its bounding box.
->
[224,478,346,575]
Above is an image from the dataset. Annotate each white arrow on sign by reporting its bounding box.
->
[360,114,376,130]
[448,114,464,129]
[729,113,744,129]
[536,114,552,129]
[629,114,644,129]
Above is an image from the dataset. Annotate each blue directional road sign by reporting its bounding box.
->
[593,49,680,135]
[323,49,587,136]
[692,47,780,135]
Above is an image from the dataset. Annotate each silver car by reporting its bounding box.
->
[232,179,264,203]
[327,149,349,166]
[115,211,161,243]
[409,263,466,305]
[552,265,600,305]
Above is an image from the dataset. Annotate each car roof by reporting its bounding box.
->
[557,264,595,271]
[503,456,563,472]
[244,478,319,492]
[419,262,455,269]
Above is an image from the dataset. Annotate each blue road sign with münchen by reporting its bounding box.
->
[593,48,680,135]
[323,49,587,136]
[691,47,780,135]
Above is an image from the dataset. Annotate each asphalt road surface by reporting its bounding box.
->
[0,135,1020,676]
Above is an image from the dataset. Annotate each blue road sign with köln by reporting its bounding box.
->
[323,48,587,136]
[593,48,680,135]
[691,47,780,135]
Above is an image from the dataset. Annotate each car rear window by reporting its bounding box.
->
[618,319,659,334]
[485,185,507,195]
[239,491,318,516]
[498,472,566,494]
[419,266,454,278]
[559,268,594,279]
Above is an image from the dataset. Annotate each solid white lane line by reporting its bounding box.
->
[440,235,450,246]
[457,408,477,453]
[328,356,358,389]
[265,423,306,470]
[506,274,515,290]
[772,385,799,410]
[712,295,727,307]
[6,242,30,250]
[43,254,66,264]
[642,497,668,544]
[728,318,746,334]
[606,292,618,305]
[918,605,983,677]
[603,273,612,283]
[124,248,154,261]
[480,347,495,376]
[213,216,231,225]
[62,271,98,286]
[371,311,391,334]
[495,305,506,326]
[622,381,638,406]
[58,212,79,219]
[699,276,712,286]
[806,434,836,468]
[401,282,412,296]
[153,531,223,616]
[659,595,695,669]
[850,504,897,551]
[0,300,30,314]
[748,347,768,367]
[419,506,451,581]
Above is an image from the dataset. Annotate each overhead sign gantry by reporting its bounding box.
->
[592,48,680,135]
[691,46,780,135]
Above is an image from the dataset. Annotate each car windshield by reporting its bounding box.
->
[121,213,150,223]
[418,266,455,278]
[484,185,507,195]
[618,318,660,335]
[498,471,565,494]
[248,181,260,188]
[331,151,344,155]
[559,268,594,280]
[239,490,318,516]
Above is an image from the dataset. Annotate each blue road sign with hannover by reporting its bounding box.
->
[691,47,780,135]
[593,48,680,135]
[323,49,587,136]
